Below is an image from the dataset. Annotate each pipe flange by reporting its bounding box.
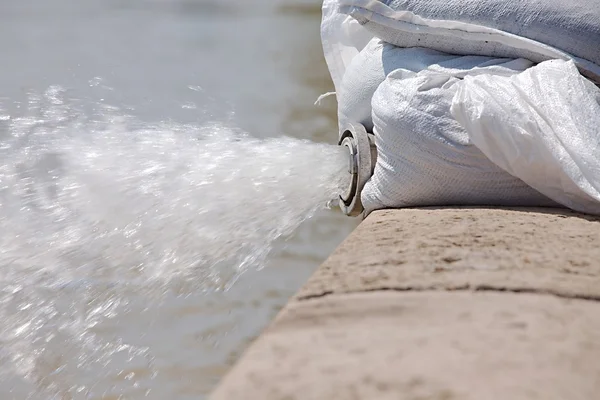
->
[337,122,376,217]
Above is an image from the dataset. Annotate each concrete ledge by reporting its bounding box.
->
[298,207,600,300]
[209,207,600,400]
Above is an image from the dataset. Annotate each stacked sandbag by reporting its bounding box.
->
[322,0,600,215]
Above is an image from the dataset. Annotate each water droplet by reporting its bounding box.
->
[181,102,197,110]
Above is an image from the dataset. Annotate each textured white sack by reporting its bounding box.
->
[334,0,600,84]
[338,38,458,133]
[338,37,538,133]
[321,0,373,96]
[359,48,555,214]
[452,59,600,215]
[323,0,600,215]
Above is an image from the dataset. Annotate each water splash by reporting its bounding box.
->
[0,86,347,398]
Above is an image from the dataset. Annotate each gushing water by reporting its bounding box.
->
[0,86,347,398]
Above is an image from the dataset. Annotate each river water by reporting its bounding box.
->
[0,1,357,398]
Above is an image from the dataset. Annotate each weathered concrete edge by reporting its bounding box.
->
[209,207,600,400]
[296,207,600,300]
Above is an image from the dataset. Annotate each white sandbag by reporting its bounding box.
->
[338,37,539,135]
[321,0,373,94]
[322,0,600,216]
[360,50,555,214]
[452,59,600,215]
[331,0,600,84]
[338,38,457,133]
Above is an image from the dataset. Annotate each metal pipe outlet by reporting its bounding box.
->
[337,122,377,217]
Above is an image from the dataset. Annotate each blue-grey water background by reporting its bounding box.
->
[0,0,357,398]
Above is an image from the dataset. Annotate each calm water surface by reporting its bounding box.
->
[0,0,357,398]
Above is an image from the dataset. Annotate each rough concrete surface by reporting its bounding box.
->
[297,207,600,300]
[209,207,600,400]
